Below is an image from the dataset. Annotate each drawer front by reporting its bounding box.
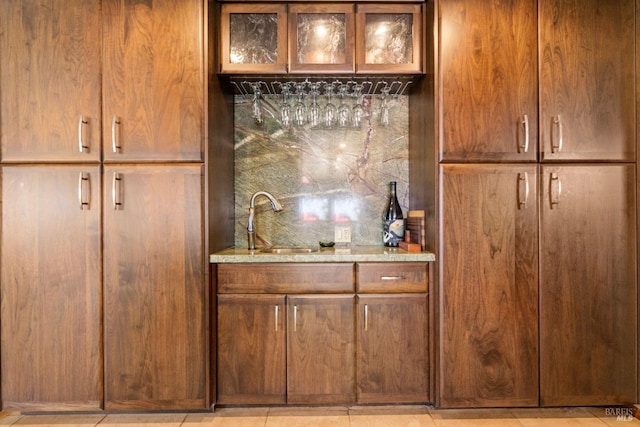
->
[357,262,428,293]
[217,263,355,293]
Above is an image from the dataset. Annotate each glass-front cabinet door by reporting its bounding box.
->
[356,4,422,73]
[220,4,288,73]
[288,4,355,73]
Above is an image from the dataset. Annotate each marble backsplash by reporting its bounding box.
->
[234,93,409,248]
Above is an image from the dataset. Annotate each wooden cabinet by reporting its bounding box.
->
[220,4,288,74]
[103,164,206,410]
[1,165,102,411]
[217,294,286,404]
[287,294,355,404]
[440,0,635,163]
[356,262,429,403]
[0,0,102,163]
[539,1,635,162]
[215,262,430,405]
[102,0,204,162]
[539,165,637,405]
[219,2,423,74]
[439,0,538,162]
[439,164,539,408]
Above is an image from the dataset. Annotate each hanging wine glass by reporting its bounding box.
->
[280,83,292,129]
[323,82,337,129]
[379,86,390,127]
[337,84,351,128]
[308,82,321,128]
[352,83,365,128]
[251,83,264,125]
[293,82,307,127]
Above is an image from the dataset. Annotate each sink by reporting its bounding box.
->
[259,246,317,254]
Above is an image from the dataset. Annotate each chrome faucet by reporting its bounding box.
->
[247,191,283,250]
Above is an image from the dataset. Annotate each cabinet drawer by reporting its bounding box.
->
[357,262,428,293]
[217,263,355,293]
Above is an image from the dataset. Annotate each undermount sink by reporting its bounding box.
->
[259,246,317,254]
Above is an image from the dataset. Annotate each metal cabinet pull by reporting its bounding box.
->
[519,114,529,153]
[78,172,90,210]
[380,275,406,281]
[112,172,123,210]
[551,115,563,153]
[517,172,529,209]
[364,304,369,331]
[293,305,298,331]
[549,172,561,209]
[274,305,279,332]
[111,115,121,153]
[78,115,90,153]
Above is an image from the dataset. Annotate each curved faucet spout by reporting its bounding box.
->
[247,191,283,250]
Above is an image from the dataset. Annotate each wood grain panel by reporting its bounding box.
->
[439,0,538,162]
[217,294,286,404]
[287,295,356,404]
[357,294,428,403]
[102,0,204,162]
[217,263,355,293]
[539,0,635,161]
[357,262,428,293]
[540,164,637,405]
[439,164,539,407]
[1,166,102,410]
[0,0,101,162]
[103,164,206,410]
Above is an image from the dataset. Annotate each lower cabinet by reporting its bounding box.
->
[1,165,103,411]
[215,262,430,405]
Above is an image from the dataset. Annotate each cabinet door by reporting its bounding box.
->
[102,0,204,162]
[288,4,355,74]
[287,295,355,404]
[439,0,538,162]
[440,164,539,407]
[0,0,101,162]
[104,164,205,410]
[540,165,637,405]
[539,1,635,161]
[217,294,286,404]
[1,166,102,411]
[357,294,428,403]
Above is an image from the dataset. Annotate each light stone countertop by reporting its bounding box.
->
[210,245,436,263]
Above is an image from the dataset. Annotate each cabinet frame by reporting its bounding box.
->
[220,3,288,74]
[288,3,355,73]
[355,3,422,74]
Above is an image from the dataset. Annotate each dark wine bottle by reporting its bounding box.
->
[383,181,404,247]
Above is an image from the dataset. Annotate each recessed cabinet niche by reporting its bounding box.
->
[219,3,423,74]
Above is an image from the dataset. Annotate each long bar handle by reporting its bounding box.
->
[293,305,298,331]
[364,304,369,332]
[78,115,90,153]
[519,114,529,153]
[112,172,123,210]
[552,115,563,153]
[78,172,90,210]
[111,115,121,153]
[274,305,279,332]
[380,276,406,281]
[549,172,561,209]
[517,172,529,209]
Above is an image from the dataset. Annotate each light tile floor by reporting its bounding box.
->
[0,406,638,427]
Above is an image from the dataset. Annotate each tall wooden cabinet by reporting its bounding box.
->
[0,0,206,411]
[438,0,637,407]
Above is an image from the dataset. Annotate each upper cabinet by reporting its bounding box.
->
[0,0,102,163]
[219,2,423,75]
[440,0,636,163]
[102,0,204,162]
